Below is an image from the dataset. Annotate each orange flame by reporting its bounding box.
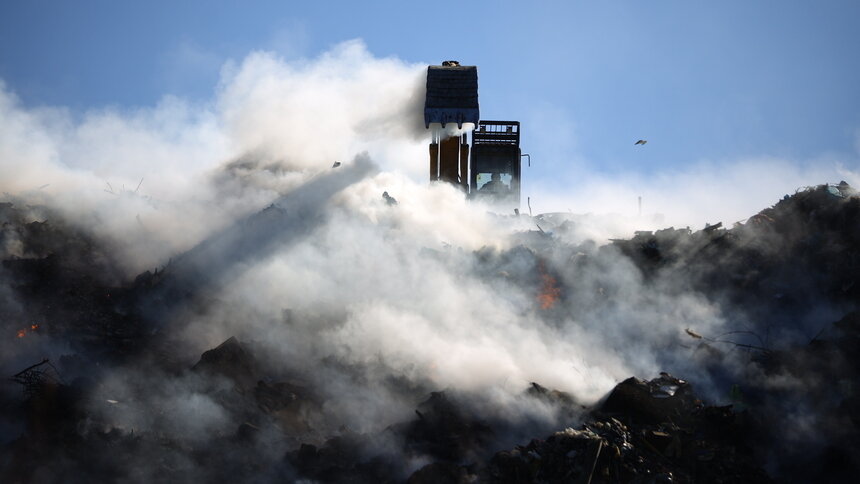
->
[537,263,561,310]
[16,323,39,338]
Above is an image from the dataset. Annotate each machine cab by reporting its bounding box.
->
[470,121,521,208]
[423,62,524,211]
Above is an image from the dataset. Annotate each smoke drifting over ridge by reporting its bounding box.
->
[2,39,855,265]
[2,40,859,481]
[0,40,430,274]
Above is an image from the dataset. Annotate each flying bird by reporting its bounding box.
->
[332,161,341,168]
[635,140,647,145]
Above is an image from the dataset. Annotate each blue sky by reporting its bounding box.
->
[2,1,860,219]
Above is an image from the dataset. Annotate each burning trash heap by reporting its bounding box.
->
[1,181,860,483]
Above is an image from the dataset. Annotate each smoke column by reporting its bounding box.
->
[2,39,859,481]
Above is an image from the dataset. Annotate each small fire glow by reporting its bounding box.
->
[16,323,40,338]
[537,262,561,310]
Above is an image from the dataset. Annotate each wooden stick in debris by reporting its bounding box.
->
[579,439,603,484]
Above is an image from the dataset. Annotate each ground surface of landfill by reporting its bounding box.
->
[2,183,859,483]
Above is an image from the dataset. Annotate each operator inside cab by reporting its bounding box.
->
[479,172,510,193]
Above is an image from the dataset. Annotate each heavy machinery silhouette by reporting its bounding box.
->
[424,61,523,210]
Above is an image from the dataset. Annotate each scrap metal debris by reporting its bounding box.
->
[10,359,63,399]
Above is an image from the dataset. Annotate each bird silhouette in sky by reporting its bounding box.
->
[635,140,647,145]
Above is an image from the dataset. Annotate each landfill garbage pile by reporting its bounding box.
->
[285,374,771,483]
[481,374,771,483]
[0,202,141,359]
[604,183,860,481]
[610,181,859,317]
[1,183,859,482]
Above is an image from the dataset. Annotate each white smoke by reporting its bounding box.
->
[527,156,856,230]
[0,40,429,274]
[2,39,857,470]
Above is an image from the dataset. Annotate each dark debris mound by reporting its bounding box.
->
[481,373,770,484]
[285,432,401,484]
[284,391,496,483]
[1,202,146,358]
[611,182,860,309]
[192,336,261,391]
[3,185,860,482]
[600,373,696,426]
[402,391,495,462]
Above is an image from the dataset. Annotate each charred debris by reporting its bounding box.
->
[1,182,860,482]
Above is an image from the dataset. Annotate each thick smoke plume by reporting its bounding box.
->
[2,40,859,481]
[0,40,429,275]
